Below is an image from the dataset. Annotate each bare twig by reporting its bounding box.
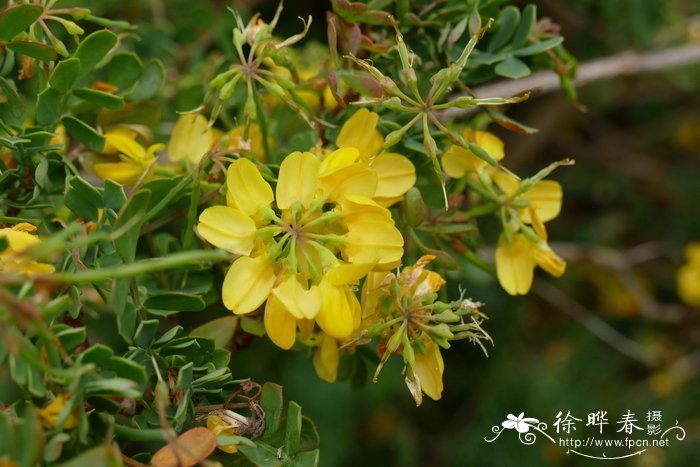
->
[443,42,700,120]
[551,241,685,322]
[531,279,656,367]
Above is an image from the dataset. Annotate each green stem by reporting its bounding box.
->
[252,85,271,161]
[50,250,230,284]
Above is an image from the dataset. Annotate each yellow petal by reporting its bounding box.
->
[315,281,354,339]
[104,131,148,162]
[492,170,520,197]
[521,180,562,223]
[313,333,339,383]
[325,262,375,285]
[226,158,274,217]
[319,164,378,203]
[339,195,392,225]
[92,162,145,185]
[343,221,404,269]
[227,124,268,159]
[374,195,404,208]
[495,233,535,295]
[271,276,321,319]
[168,113,213,164]
[206,416,238,453]
[370,152,416,198]
[318,147,360,177]
[264,295,297,350]
[336,108,383,159]
[441,130,504,177]
[413,337,444,401]
[222,256,275,314]
[413,270,446,297]
[361,271,389,318]
[102,128,139,155]
[197,206,256,255]
[532,242,566,277]
[276,151,320,210]
[38,394,78,429]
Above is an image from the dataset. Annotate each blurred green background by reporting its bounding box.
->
[42,0,700,465]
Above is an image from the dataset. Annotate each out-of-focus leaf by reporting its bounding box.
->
[36,87,65,125]
[260,382,283,438]
[58,444,122,467]
[114,189,150,263]
[75,30,118,77]
[144,292,206,313]
[49,58,81,93]
[107,53,143,91]
[73,88,125,111]
[189,316,238,348]
[6,40,57,61]
[61,116,105,152]
[128,59,165,101]
[488,6,520,52]
[0,4,43,41]
[64,175,103,221]
[494,55,531,79]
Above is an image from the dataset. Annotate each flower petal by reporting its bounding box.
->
[197,206,256,255]
[168,113,213,164]
[343,220,404,269]
[92,162,146,185]
[532,242,566,277]
[276,151,320,210]
[315,281,354,339]
[325,262,375,285]
[336,108,383,159]
[319,147,360,177]
[319,164,378,203]
[222,256,275,314]
[313,333,339,383]
[495,233,534,295]
[264,295,297,350]
[104,131,148,162]
[413,337,444,401]
[271,276,321,319]
[226,158,274,217]
[370,152,416,198]
[441,130,504,177]
[522,180,562,223]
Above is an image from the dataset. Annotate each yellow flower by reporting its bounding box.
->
[336,108,416,207]
[441,129,505,178]
[412,336,444,401]
[222,124,269,160]
[167,113,213,164]
[38,394,78,429]
[312,332,340,383]
[678,243,700,307]
[0,223,55,276]
[206,411,249,454]
[92,129,163,185]
[197,150,403,348]
[492,169,565,295]
[495,232,565,295]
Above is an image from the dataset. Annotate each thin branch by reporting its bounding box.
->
[531,279,656,367]
[443,42,700,120]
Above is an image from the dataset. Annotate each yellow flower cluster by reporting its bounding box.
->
[442,129,566,295]
[197,110,415,351]
[0,223,55,276]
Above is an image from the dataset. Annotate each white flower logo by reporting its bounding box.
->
[502,413,539,433]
